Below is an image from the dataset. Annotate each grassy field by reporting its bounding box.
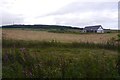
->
[2,39,119,78]
[2,29,118,43]
[2,29,120,78]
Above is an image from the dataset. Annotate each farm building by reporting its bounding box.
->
[83,25,104,33]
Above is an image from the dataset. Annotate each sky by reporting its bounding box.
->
[1,0,119,29]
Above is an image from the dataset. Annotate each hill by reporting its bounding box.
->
[2,24,83,30]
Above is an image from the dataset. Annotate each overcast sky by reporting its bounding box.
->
[1,0,119,29]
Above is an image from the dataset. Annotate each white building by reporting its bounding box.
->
[83,25,104,33]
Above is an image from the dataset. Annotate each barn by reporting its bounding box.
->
[83,25,104,33]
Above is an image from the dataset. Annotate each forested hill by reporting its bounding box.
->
[2,24,83,30]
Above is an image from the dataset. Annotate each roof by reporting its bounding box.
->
[84,25,103,31]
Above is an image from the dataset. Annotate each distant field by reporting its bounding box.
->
[3,29,118,43]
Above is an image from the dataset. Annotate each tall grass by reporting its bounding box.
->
[2,39,120,78]
[2,39,119,51]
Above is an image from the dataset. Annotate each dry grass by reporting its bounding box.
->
[2,29,118,43]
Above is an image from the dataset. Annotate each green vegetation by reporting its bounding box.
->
[117,34,120,41]
[2,39,120,78]
[47,28,82,34]
[2,24,83,34]
[2,28,120,78]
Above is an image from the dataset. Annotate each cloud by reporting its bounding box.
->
[37,2,118,29]
[23,16,56,25]
[1,10,23,25]
[53,11,117,27]
[1,0,118,29]
[40,2,117,17]
[1,0,75,25]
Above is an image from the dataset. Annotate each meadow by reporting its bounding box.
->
[2,29,120,78]
[2,29,118,43]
